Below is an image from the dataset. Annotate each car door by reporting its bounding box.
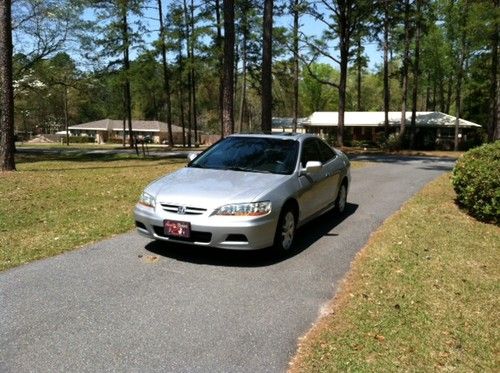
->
[316,139,344,206]
[297,138,331,221]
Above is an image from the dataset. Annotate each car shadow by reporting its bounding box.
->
[144,203,359,268]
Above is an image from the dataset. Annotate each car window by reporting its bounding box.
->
[189,137,299,175]
[301,139,321,167]
[316,139,337,163]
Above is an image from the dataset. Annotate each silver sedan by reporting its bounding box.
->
[134,133,350,252]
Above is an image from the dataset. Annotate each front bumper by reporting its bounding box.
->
[134,204,278,250]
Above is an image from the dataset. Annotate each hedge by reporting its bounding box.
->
[452,141,500,224]
[67,136,96,143]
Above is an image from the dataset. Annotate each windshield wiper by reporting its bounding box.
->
[227,166,251,172]
[226,166,275,174]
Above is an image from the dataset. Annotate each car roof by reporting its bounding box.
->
[228,132,317,142]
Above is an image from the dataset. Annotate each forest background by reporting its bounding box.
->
[0,0,498,171]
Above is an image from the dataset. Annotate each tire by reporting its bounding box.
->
[273,206,296,252]
[334,182,347,214]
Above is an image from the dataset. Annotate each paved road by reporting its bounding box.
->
[0,156,455,373]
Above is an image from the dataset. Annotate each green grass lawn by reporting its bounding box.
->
[0,153,185,271]
[290,174,499,372]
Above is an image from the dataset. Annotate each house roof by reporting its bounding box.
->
[304,111,482,128]
[68,119,184,133]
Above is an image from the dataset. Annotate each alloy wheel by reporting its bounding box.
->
[280,211,295,250]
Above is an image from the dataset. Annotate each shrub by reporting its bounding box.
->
[68,136,95,143]
[452,141,500,224]
[351,139,372,148]
[380,133,402,151]
[109,137,126,144]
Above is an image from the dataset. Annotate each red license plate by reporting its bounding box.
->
[164,220,191,238]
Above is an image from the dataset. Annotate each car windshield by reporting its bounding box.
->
[189,137,299,175]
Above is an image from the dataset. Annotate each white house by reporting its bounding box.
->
[68,119,185,144]
[302,111,482,148]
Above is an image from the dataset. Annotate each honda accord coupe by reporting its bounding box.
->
[134,133,350,252]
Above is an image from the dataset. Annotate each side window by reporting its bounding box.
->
[316,139,336,163]
[301,139,321,167]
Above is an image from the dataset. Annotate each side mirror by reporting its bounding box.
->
[301,161,322,175]
[187,152,200,162]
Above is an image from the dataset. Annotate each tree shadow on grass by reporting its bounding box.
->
[20,161,185,173]
[15,148,192,164]
[15,151,180,164]
[14,151,186,172]
[144,203,359,268]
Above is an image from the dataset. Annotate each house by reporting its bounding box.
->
[302,111,482,148]
[68,119,186,144]
[271,117,307,133]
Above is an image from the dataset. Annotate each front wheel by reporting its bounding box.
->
[334,183,347,214]
[273,207,296,252]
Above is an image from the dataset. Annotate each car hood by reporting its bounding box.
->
[148,167,289,209]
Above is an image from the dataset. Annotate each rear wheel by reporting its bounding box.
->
[274,207,296,252]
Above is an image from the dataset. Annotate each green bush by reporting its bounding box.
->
[452,141,500,224]
[351,139,372,148]
[380,133,402,151]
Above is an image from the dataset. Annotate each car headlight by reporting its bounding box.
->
[138,191,156,208]
[212,201,272,217]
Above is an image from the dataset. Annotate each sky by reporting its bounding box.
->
[136,2,383,72]
[276,11,383,71]
[81,2,383,72]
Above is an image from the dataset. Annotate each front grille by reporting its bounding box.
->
[160,203,207,215]
[153,226,212,243]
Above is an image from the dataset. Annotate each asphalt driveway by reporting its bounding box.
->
[0,156,455,372]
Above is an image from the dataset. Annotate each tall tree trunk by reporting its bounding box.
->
[183,0,192,147]
[215,0,224,138]
[158,0,174,147]
[238,28,248,133]
[222,0,235,136]
[292,0,299,132]
[454,1,468,151]
[338,42,348,147]
[410,0,421,149]
[178,42,186,147]
[261,0,273,133]
[425,73,431,111]
[336,0,354,148]
[445,78,452,113]
[122,116,126,147]
[234,39,239,122]
[0,0,15,171]
[383,0,390,137]
[432,79,437,111]
[63,86,69,146]
[399,0,411,142]
[122,3,133,148]
[356,38,362,111]
[190,0,198,145]
[439,77,445,112]
[489,0,499,141]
